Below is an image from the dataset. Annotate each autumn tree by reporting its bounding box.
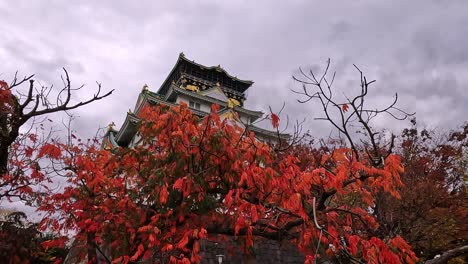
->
[0,70,112,263]
[38,60,423,264]
[292,60,467,263]
[373,121,467,263]
[0,210,68,263]
[0,70,113,202]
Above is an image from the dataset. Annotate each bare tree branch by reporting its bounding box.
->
[425,245,468,264]
[292,59,414,166]
[0,68,113,181]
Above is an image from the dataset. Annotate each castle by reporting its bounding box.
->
[103,53,288,149]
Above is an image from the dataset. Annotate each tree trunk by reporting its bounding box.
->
[0,141,8,175]
[425,245,468,264]
[87,232,98,263]
[0,124,19,176]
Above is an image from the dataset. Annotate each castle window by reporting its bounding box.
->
[189,101,200,110]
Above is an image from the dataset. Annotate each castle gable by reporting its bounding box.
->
[199,87,229,102]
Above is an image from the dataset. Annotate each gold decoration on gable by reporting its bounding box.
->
[186,84,199,92]
[221,111,235,120]
[227,98,241,108]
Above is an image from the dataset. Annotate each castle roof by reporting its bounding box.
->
[156,53,253,97]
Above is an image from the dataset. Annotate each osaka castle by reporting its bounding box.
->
[102,53,289,149]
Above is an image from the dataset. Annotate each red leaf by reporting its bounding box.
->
[348,235,360,255]
[342,104,349,112]
[41,237,67,251]
[250,205,259,223]
[131,244,144,261]
[38,143,61,159]
[25,147,34,157]
[305,255,315,264]
[160,184,169,204]
[177,234,189,249]
[162,244,173,252]
[198,228,207,239]
[0,80,8,90]
[271,113,280,128]
[173,178,184,191]
[28,133,38,143]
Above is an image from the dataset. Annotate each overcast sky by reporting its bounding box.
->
[1,0,467,140]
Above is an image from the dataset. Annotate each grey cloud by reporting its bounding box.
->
[1,0,467,141]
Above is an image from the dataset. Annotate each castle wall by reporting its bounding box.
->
[199,236,305,264]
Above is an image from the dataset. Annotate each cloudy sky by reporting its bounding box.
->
[1,0,467,140]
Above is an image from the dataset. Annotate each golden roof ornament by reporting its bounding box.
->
[142,84,148,92]
[227,98,241,108]
[107,121,115,131]
[186,84,199,92]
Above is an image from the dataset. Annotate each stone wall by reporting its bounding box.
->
[199,236,305,264]
[64,235,307,264]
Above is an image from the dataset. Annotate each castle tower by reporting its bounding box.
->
[103,53,288,149]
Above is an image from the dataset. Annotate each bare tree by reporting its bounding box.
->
[293,59,414,162]
[0,69,113,176]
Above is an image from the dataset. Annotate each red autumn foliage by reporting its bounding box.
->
[1,72,112,263]
[0,80,13,113]
[38,143,62,159]
[0,211,68,263]
[1,71,112,201]
[8,65,463,262]
[373,121,468,262]
[38,103,419,263]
